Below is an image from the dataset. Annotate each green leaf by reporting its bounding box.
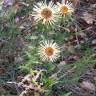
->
[25,35,38,40]
[60,92,72,96]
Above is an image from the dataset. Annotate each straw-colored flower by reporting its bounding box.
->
[38,40,60,62]
[57,0,74,15]
[32,1,58,25]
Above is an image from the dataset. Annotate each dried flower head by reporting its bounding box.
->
[38,40,60,62]
[32,1,59,25]
[57,0,74,15]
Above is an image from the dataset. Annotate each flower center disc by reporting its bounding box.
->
[60,5,69,14]
[45,47,54,56]
[41,8,52,19]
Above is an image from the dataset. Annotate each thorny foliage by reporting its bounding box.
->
[0,0,96,96]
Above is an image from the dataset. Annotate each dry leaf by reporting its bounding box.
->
[82,12,94,24]
[80,81,95,91]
